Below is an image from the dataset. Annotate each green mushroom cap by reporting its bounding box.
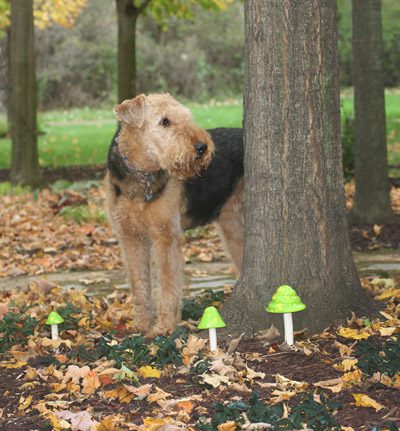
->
[266,285,306,313]
[46,311,64,325]
[198,306,226,329]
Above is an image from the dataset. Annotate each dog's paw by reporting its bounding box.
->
[145,323,175,338]
[132,319,152,335]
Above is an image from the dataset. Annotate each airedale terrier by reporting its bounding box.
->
[105,93,243,336]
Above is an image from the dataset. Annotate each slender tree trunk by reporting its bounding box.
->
[351,0,392,223]
[9,0,41,187]
[5,28,12,133]
[223,0,376,336]
[116,0,138,102]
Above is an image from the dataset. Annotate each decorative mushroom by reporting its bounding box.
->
[198,306,226,352]
[46,311,64,340]
[266,285,306,346]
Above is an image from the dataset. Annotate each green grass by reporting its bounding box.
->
[0,91,399,170]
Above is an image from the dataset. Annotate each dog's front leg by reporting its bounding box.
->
[147,223,183,337]
[119,234,153,334]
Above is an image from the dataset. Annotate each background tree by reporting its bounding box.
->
[116,0,232,102]
[9,0,41,187]
[223,0,376,335]
[351,0,393,224]
[3,0,87,186]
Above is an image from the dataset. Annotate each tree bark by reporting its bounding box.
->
[116,0,138,102]
[223,0,377,336]
[351,0,392,223]
[9,0,41,187]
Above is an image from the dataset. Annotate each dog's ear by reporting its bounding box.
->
[114,94,146,128]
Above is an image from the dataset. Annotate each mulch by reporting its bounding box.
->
[0,337,398,430]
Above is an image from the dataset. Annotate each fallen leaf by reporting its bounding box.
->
[18,396,32,411]
[341,358,358,371]
[376,288,400,301]
[176,400,194,412]
[333,340,354,357]
[81,370,100,395]
[202,373,229,388]
[147,386,171,403]
[182,335,207,356]
[55,410,99,431]
[313,378,344,393]
[226,333,245,354]
[137,365,161,379]
[218,421,237,431]
[352,393,384,411]
[378,327,396,337]
[123,383,152,400]
[373,224,382,237]
[341,369,363,384]
[337,327,371,340]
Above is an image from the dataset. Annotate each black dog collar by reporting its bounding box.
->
[113,143,166,202]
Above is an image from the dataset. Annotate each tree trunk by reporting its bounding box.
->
[9,0,41,187]
[6,28,12,133]
[351,0,392,223]
[222,0,377,336]
[116,0,138,102]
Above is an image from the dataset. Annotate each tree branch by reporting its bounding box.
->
[137,0,151,15]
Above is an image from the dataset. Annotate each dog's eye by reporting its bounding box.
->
[160,117,171,127]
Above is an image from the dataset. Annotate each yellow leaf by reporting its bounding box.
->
[341,358,358,371]
[137,365,161,379]
[376,288,400,301]
[18,395,32,411]
[142,417,173,430]
[342,369,363,383]
[352,393,384,411]
[337,327,371,340]
[0,360,27,368]
[373,224,382,237]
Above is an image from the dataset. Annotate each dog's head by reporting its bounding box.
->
[114,93,215,179]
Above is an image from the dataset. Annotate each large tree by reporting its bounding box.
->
[1,0,87,186]
[9,0,41,187]
[115,0,232,103]
[351,0,393,223]
[223,0,376,335]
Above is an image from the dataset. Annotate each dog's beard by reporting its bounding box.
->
[167,152,213,180]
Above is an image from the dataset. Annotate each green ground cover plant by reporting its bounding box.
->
[0,92,399,174]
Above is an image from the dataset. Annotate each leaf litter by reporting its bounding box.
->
[0,182,399,429]
[0,274,398,430]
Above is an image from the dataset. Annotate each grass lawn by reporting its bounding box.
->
[0,91,399,171]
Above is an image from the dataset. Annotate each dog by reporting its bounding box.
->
[105,93,243,336]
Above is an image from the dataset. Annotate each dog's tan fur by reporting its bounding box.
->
[105,93,243,336]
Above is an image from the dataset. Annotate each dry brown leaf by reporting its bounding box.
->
[55,410,99,431]
[313,378,344,393]
[226,333,245,354]
[182,335,207,356]
[217,421,237,431]
[147,386,171,403]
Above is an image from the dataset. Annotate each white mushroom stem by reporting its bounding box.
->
[283,313,294,345]
[208,328,217,351]
[51,324,59,340]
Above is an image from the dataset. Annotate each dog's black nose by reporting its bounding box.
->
[195,142,207,156]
